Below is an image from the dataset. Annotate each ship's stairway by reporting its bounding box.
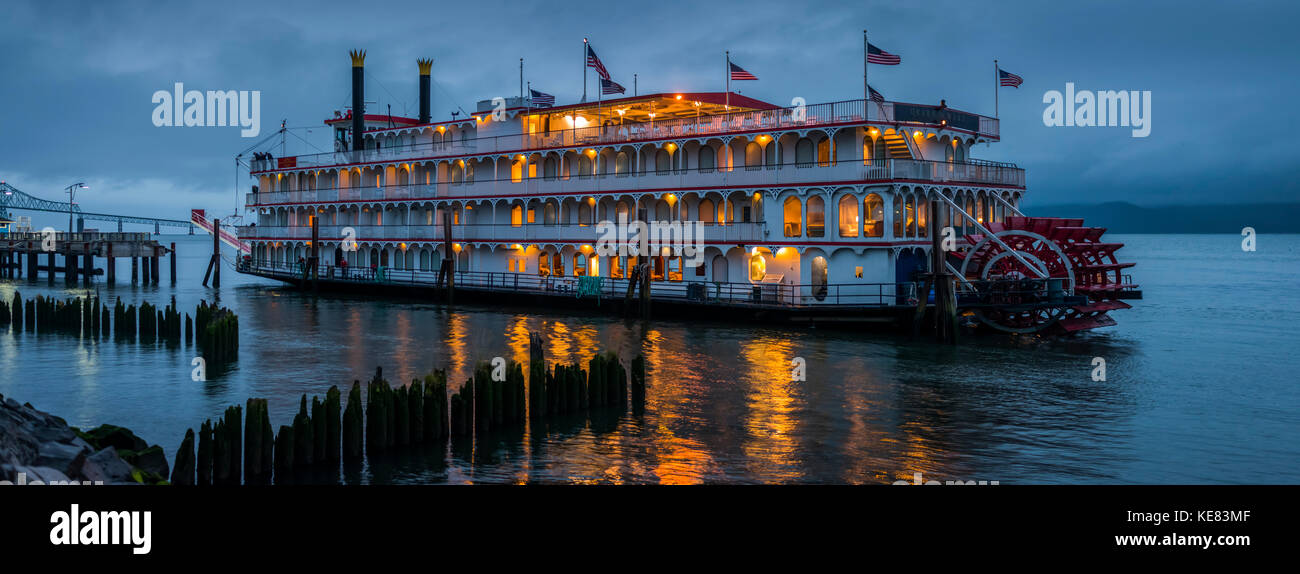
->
[881,131,913,159]
[191,210,252,255]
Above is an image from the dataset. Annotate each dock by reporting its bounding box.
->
[0,232,177,285]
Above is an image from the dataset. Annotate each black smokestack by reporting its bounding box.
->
[418,58,433,124]
[350,49,366,152]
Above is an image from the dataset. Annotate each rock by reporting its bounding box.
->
[34,441,90,477]
[124,445,170,478]
[10,465,74,484]
[79,447,135,484]
[78,424,148,452]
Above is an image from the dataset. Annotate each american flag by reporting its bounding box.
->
[999,68,1023,88]
[729,62,757,80]
[586,44,610,81]
[868,85,885,103]
[600,77,625,95]
[530,89,555,107]
[866,43,901,65]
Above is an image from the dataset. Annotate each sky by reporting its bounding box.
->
[1,0,1297,230]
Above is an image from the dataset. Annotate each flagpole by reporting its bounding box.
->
[526,81,531,112]
[994,59,999,118]
[519,58,524,100]
[863,30,869,107]
[634,73,638,97]
[725,51,730,110]
[582,38,588,103]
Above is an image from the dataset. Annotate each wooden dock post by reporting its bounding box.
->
[131,257,138,284]
[82,247,93,286]
[203,218,221,288]
[169,242,177,284]
[106,242,115,284]
[63,246,76,285]
[440,209,455,305]
[27,250,37,279]
[151,250,160,285]
[929,200,958,344]
[309,217,319,292]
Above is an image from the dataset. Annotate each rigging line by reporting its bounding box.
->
[365,69,409,117]
[286,128,327,154]
[430,77,469,118]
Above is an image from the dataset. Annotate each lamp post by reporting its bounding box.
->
[65,182,88,232]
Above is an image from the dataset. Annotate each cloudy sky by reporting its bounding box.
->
[2,0,1296,229]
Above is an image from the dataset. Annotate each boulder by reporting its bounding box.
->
[79,447,136,484]
[77,424,149,452]
[34,440,90,477]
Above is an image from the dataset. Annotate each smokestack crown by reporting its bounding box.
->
[417,58,433,75]
[350,49,366,67]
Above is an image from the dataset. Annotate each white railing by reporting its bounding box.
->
[248,99,1001,173]
[246,159,1024,208]
[236,221,767,244]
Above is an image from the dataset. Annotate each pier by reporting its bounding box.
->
[0,232,176,285]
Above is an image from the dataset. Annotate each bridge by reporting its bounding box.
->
[0,181,193,233]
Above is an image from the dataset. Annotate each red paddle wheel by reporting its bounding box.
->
[952,216,1140,334]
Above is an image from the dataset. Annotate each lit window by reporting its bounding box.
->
[749,251,767,281]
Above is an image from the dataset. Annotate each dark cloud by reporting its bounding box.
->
[2,0,1295,228]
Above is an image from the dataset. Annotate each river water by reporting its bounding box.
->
[1,234,1296,484]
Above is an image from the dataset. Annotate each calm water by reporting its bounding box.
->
[1,234,1297,484]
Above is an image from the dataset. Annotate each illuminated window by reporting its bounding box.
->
[749,251,767,281]
[817,138,832,167]
[811,256,828,301]
[855,266,863,278]
[864,194,884,238]
[838,194,859,237]
[527,208,536,223]
[511,205,523,227]
[806,196,825,238]
[783,197,802,237]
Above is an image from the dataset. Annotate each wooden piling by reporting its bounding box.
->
[169,242,177,284]
[171,428,196,486]
[343,381,363,460]
[293,395,313,466]
[197,420,213,486]
[325,385,341,461]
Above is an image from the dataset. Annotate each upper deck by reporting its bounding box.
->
[249,97,1001,176]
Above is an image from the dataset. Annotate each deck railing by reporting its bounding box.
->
[236,221,767,244]
[246,158,1024,207]
[241,259,917,308]
[249,99,1000,173]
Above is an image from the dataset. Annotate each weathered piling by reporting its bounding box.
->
[311,395,326,463]
[325,385,341,461]
[171,428,196,486]
[274,425,294,476]
[393,384,410,446]
[293,395,313,466]
[408,379,424,444]
[422,371,448,441]
[244,399,270,483]
[365,369,391,454]
[631,354,646,413]
[196,419,212,486]
[343,382,363,460]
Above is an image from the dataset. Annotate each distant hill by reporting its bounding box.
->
[1021,202,1300,234]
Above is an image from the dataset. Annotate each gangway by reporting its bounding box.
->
[191,209,252,254]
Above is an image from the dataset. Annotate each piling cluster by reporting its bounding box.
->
[194,300,238,364]
[170,337,649,484]
[2,293,228,356]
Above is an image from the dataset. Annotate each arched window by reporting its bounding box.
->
[578,155,593,177]
[655,149,671,173]
[699,199,716,224]
[806,195,825,237]
[578,201,593,225]
[712,254,729,283]
[615,151,629,174]
[838,194,859,237]
[552,252,565,276]
[905,194,917,237]
[811,256,828,301]
[450,162,464,184]
[511,204,523,227]
[955,142,966,162]
[544,157,558,179]
[511,157,524,182]
[863,137,873,162]
[945,141,955,163]
[538,252,551,276]
[698,146,716,171]
[917,195,928,237]
[574,253,587,276]
[817,138,831,166]
[749,251,766,281]
[744,142,762,169]
[783,197,802,237]
[543,202,557,225]
[615,201,630,222]
[893,194,904,238]
[795,138,814,166]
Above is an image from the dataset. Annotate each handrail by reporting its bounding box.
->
[251,99,1001,173]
